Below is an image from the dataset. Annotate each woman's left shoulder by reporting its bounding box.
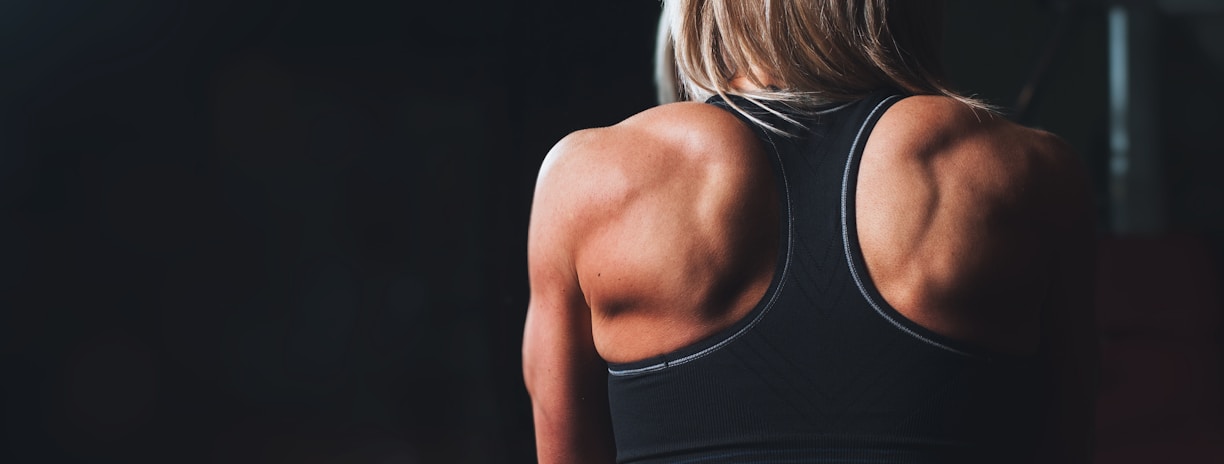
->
[873,94,1088,213]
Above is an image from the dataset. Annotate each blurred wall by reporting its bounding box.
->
[2,1,659,463]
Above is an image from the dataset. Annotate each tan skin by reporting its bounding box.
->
[522,80,1098,463]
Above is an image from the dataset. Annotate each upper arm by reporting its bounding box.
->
[522,131,616,464]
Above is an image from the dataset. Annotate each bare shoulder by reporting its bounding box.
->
[522,102,777,462]
[530,101,765,248]
[550,101,766,179]
[869,95,1087,225]
[529,101,778,362]
[857,95,1090,354]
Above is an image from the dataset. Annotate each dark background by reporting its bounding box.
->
[2,1,1221,463]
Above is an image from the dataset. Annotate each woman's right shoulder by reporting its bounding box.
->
[530,103,780,361]
[536,101,764,205]
[616,101,757,143]
[529,100,771,261]
[551,101,758,162]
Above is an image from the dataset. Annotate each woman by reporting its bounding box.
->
[523,1,1098,462]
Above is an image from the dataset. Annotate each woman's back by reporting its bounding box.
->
[524,90,1095,463]
[523,2,1096,462]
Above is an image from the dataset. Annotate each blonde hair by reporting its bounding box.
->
[657,0,989,131]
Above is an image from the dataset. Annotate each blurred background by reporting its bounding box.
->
[1,0,1220,463]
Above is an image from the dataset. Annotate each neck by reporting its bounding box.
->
[729,72,779,92]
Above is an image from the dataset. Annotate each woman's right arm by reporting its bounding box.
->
[522,132,616,464]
